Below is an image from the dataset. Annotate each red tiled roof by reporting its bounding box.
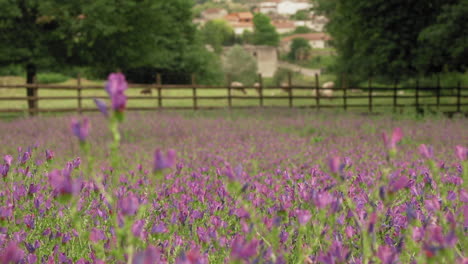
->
[282,33,332,42]
[203,8,225,14]
[237,12,254,19]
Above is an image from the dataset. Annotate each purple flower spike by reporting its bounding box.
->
[3,155,13,166]
[132,246,161,264]
[118,192,139,216]
[45,150,54,161]
[328,156,344,174]
[89,228,106,243]
[48,169,80,198]
[105,73,128,112]
[296,209,312,225]
[71,118,90,142]
[418,144,434,159]
[455,145,467,161]
[153,149,177,171]
[382,127,403,150]
[377,245,398,264]
[389,175,410,193]
[0,164,9,178]
[230,236,259,261]
[93,99,108,117]
[0,242,25,263]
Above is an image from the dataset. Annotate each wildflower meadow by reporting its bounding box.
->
[0,73,467,264]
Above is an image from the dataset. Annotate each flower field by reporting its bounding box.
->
[0,75,467,263]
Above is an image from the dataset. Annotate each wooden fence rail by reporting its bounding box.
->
[0,73,467,116]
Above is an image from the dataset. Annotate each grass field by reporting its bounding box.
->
[0,75,467,119]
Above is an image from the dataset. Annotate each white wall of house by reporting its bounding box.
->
[277,1,312,15]
[294,20,325,32]
[259,2,278,14]
[233,26,253,35]
[281,39,327,52]
[276,27,295,34]
[309,40,326,49]
[202,10,228,21]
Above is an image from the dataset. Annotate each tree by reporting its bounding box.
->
[241,30,254,45]
[252,13,279,46]
[201,19,235,54]
[288,38,312,61]
[223,45,258,85]
[293,26,313,34]
[291,10,310,20]
[417,1,468,73]
[316,0,464,82]
[0,0,218,88]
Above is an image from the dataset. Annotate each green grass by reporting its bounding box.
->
[1,75,467,119]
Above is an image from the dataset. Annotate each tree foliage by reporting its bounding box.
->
[223,45,258,85]
[288,38,311,61]
[316,0,466,81]
[201,19,235,54]
[0,0,222,84]
[293,26,313,34]
[252,13,279,46]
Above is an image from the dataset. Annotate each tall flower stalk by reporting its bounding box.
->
[94,72,128,167]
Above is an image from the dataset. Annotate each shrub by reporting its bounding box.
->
[36,73,69,84]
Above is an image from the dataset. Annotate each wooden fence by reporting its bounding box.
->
[0,73,467,116]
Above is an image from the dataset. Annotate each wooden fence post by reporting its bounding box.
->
[157,73,162,108]
[368,77,373,112]
[315,73,320,110]
[393,80,398,113]
[436,75,440,109]
[415,79,420,113]
[227,75,232,108]
[457,81,461,112]
[258,74,263,107]
[342,74,347,111]
[288,72,293,108]
[192,74,197,110]
[32,75,38,116]
[77,73,82,115]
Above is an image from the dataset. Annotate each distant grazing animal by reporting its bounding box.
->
[321,81,334,97]
[140,88,152,95]
[231,82,247,94]
[280,82,290,92]
[254,82,261,94]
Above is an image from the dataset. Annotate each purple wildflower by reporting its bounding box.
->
[105,73,128,112]
[455,145,467,161]
[382,127,403,150]
[4,155,13,166]
[89,228,106,243]
[118,192,139,216]
[295,209,312,225]
[418,144,434,159]
[153,149,176,171]
[71,118,90,142]
[48,168,80,198]
[230,236,259,261]
[328,155,345,174]
[377,245,398,264]
[389,175,410,193]
[93,98,108,117]
[0,242,25,263]
[132,246,161,264]
[45,150,54,161]
[0,164,9,178]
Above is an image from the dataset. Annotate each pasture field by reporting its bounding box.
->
[0,109,467,263]
[0,76,467,118]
